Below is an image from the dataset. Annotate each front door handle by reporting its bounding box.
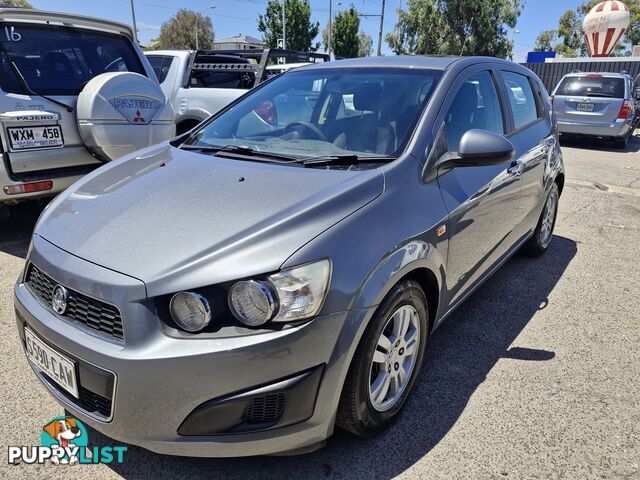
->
[507,160,524,177]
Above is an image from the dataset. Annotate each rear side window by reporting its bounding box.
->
[147,55,174,84]
[0,23,145,96]
[555,76,625,98]
[501,71,539,130]
[445,71,504,152]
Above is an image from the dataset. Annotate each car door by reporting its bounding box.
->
[435,65,523,308]
[499,69,554,240]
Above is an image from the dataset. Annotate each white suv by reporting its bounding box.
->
[0,8,174,210]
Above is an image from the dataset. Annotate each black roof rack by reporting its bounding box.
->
[188,48,329,89]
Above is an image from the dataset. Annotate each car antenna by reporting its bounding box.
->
[0,45,74,113]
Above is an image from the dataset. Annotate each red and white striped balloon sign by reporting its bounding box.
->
[583,1,630,57]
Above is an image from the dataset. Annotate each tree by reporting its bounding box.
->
[322,6,360,58]
[2,0,33,7]
[440,0,524,57]
[533,30,558,52]
[385,0,448,55]
[158,9,214,50]
[258,0,320,51]
[358,31,373,57]
[555,10,584,57]
[386,0,524,58]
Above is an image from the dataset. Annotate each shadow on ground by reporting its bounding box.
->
[80,236,577,480]
[0,201,46,259]
[559,131,640,153]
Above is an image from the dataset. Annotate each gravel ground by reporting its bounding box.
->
[1,135,639,479]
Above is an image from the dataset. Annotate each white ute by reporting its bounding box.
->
[0,8,174,212]
[145,49,328,134]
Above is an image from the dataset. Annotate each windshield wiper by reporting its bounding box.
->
[301,154,393,166]
[583,93,613,98]
[0,45,74,113]
[180,144,299,162]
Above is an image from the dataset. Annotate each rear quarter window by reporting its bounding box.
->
[501,71,540,130]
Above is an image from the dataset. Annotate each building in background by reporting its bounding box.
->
[212,34,264,50]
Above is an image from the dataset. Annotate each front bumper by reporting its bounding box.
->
[14,236,374,457]
[557,119,631,138]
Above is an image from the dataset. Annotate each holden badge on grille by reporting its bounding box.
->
[51,285,69,315]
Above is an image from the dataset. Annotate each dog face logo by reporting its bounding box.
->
[41,416,87,465]
[51,285,68,315]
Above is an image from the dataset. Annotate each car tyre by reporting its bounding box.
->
[336,279,428,437]
[614,136,628,149]
[521,183,559,257]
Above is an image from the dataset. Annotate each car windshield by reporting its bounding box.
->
[183,67,442,161]
[0,22,145,96]
[556,76,625,98]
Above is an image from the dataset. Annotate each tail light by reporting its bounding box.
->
[3,180,53,195]
[254,100,278,126]
[617,99,633,120]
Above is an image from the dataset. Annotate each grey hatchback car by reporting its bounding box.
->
[15,56,564,457]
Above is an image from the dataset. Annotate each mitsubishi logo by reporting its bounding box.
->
[51,285,69,315]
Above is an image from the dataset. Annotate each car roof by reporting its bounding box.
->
[297,55,515,72]
[562,72,628,78]
[0,7,135,40]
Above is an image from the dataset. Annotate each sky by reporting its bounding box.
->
[27,0,586,60]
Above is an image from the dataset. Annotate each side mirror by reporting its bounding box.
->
[439,129,515,169]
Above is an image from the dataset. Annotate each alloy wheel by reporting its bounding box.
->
[368,305,421,412]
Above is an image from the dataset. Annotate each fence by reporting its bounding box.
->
[523,59,640,93]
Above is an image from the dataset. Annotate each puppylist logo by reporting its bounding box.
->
[8,416,127,465]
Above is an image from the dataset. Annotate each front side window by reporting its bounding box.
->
[445,71,504,152]
[501,71,539,130]
[184,67,443,160]
[0,23,145,96]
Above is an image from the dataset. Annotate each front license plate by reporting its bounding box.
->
[7,125,64,150]
[24,327,78,398]
[576,103,595,112]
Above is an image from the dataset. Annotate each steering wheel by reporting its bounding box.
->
[283,121,328,142]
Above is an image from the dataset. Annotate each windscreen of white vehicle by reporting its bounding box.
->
[0,22,146,95]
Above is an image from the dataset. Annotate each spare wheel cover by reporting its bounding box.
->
[77,72,175,161]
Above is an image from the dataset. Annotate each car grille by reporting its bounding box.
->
[25,263,124,341]
[245,393,286,423]
[78,386,113,418]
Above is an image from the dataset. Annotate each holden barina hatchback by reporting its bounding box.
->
[15,56,564,457]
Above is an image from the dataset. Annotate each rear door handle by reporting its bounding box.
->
[507,160,524,176]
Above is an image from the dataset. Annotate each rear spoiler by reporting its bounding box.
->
[188,48,330,88]
[0,8,135,41]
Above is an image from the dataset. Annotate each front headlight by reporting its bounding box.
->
[169,292,212,332]
[228,259,331,326]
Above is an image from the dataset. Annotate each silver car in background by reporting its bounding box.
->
[551,72,638,148]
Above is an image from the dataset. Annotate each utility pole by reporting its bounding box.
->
[129,0,138,44]
[282,0,286,49]
[376,0,385,56]
[196,5,216,51]
[328,0,332,58]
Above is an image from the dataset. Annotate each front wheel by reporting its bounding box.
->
[521,183,559,256]
[336,280,428,437]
